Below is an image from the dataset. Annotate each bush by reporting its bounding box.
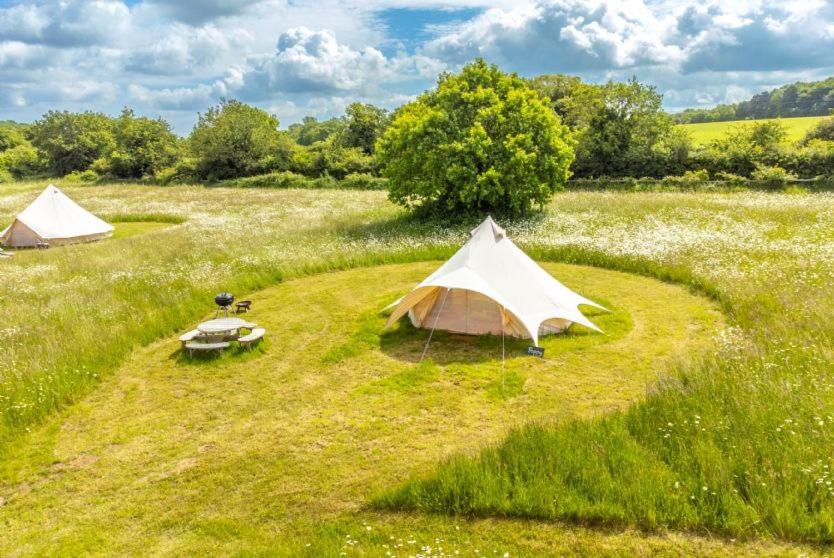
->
[801,116,834,144]
[0,143,40,178]
[378,59,574,216]
[341,173,388,190]
[751,165,796,188]
[217,171,388,190]
[222,171,311,189]
[661,169,709,188]
[155,158,197,185]
[64,169,100,183]
[714,171,747,186]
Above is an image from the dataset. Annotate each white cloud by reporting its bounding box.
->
[0,0,131,47]
[142,0,264,25]
[0,0,833,132]
[423,0,684,72]
[125,25,252,76]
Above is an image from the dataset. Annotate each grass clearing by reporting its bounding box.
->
[678,115,825,145]
[0,262,731,554]
[110,220,178,240]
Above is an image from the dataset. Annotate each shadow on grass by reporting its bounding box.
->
[380,305,616,365]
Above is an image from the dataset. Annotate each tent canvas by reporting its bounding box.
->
[1,184,113,248]
[385,216,606,346]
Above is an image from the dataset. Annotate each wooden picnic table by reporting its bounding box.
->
[197,317,256,335]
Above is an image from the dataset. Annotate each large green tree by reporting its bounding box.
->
[377,59,574,216]
[189,99,291,180]
[29,110,115,175]
[108,108,180,178]
[532,75,681,177]
[342,102,388,154]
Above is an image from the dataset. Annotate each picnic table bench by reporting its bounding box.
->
[238,327,265,350]
[185,340,230,357]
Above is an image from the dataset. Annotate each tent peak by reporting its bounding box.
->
[470,215,506,241]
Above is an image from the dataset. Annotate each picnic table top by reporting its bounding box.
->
[197,317,256,333]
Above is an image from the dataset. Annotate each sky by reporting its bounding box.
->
[0,0,832,134]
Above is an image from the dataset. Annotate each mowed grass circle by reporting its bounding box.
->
[0,262,724,553]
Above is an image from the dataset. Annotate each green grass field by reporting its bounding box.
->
[678,115,826,145]
[1,182,832,554]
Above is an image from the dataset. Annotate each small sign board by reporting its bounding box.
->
[526,346,545,358]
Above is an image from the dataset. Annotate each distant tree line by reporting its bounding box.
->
[673,77,834,124]
[1,61,833,210]
[0,100,388,185]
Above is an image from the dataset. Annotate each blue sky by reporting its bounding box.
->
[1,0,832,134]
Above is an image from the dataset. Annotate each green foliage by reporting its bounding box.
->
[0,127,28,152]
[715,171,747,185]
[661,169,709,188]
[574,79,678,177]
[107,108,179,178]
[532,74,683,178]
[29,110,115,175]
[802,116,834,144]
[189,99,292,181]
[0,143,40,178]
[216,170,387,190]
[341,172,387,190]
[286,116,345,146]
[378,59,574,216]
[751,164,796,186]
[64,169,100,183]
[342,102,388,154]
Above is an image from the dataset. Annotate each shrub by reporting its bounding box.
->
[221,171,311,189]
[0,143,40,178]
[714,171,747,186]
[661,169,709,188]
[801,116,834,144]
[155,158,197,185]
[751,165,796,188]
[341,173,388,190]
[64,169,100,183]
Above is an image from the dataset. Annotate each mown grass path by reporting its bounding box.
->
[0,262,807,555]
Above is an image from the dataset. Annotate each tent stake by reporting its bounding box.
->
[419,288,450,363]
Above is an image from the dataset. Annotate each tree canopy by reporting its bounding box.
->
[189,99,292,181]
[377,59,574,216]
[29,111,115,176]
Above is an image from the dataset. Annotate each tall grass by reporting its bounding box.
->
[374,193,834,542]
[1,182,833,544]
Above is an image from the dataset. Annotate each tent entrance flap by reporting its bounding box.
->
[409,288,528,339]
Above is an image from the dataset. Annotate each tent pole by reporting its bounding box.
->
[500,306,506,394]
[419,288,450,363]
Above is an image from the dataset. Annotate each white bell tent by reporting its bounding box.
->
[385,216,606,346]
[0,184,114,248]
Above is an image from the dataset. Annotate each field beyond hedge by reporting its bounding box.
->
[1,182,833,554]
[679,115,826,145]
